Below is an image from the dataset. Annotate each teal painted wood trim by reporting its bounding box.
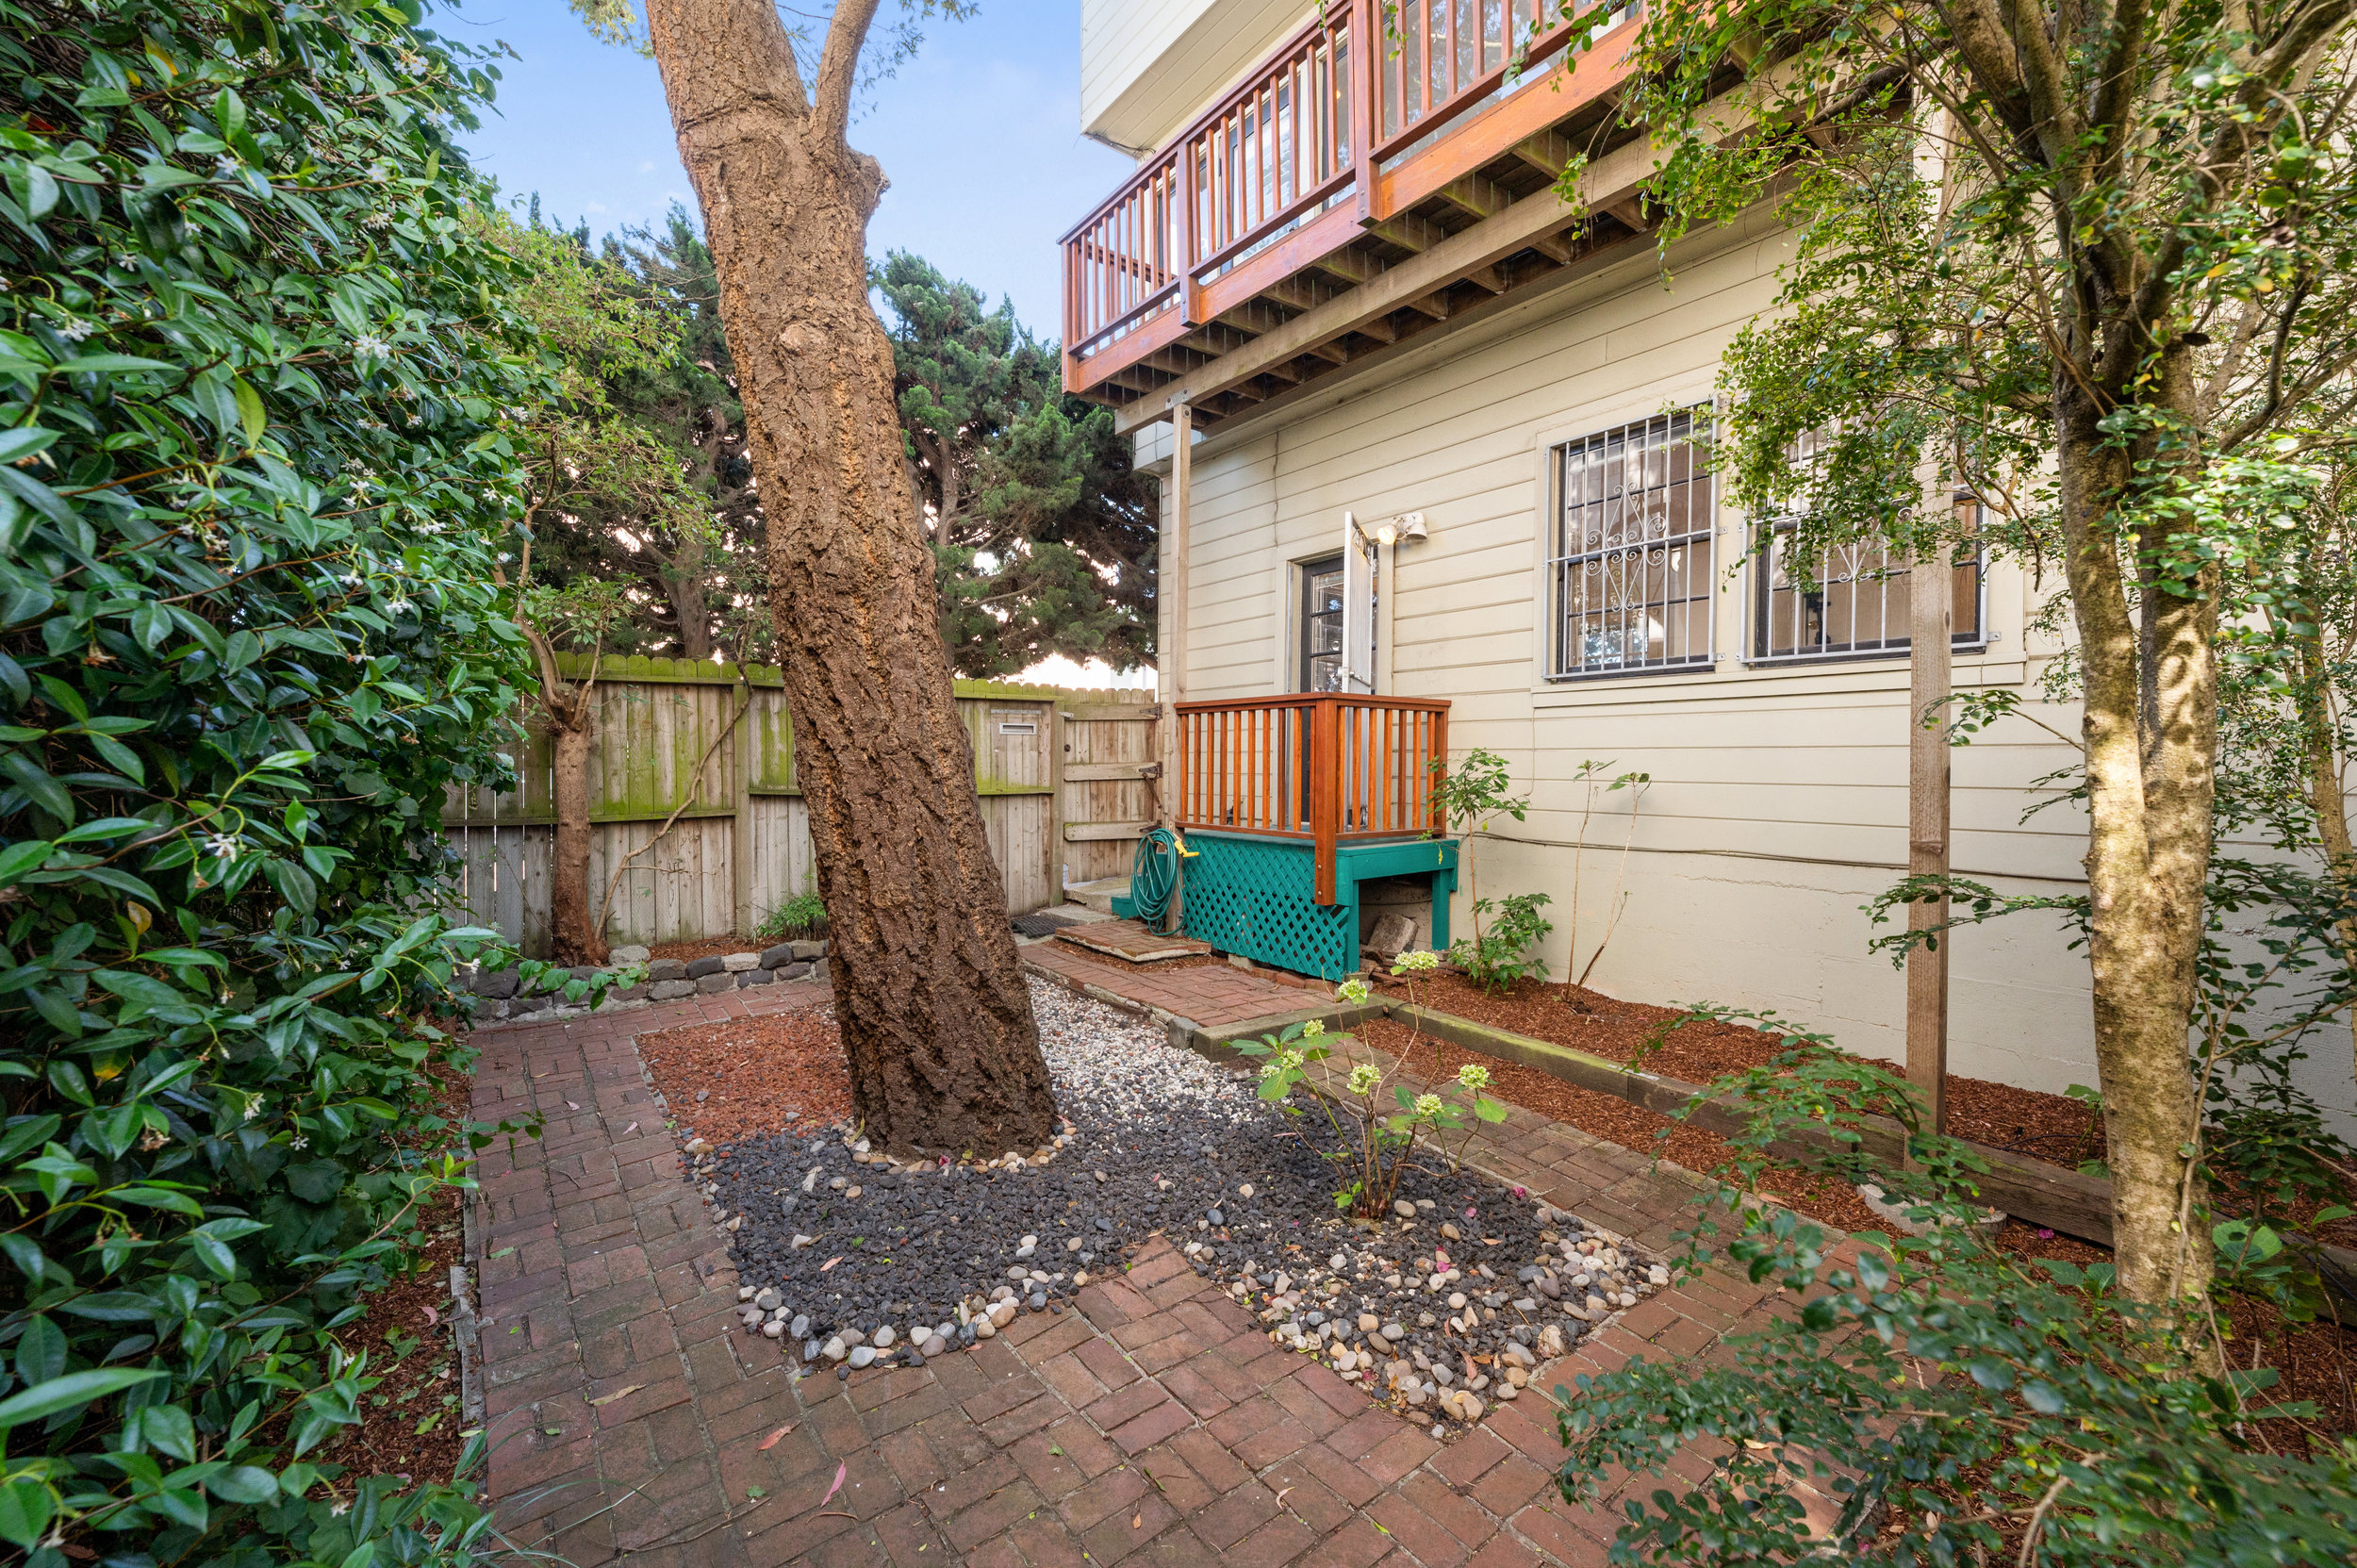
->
[1331,836,1457,882]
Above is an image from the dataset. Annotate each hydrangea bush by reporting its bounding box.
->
[0,0,569,1560]
[1238,951,1508,1218]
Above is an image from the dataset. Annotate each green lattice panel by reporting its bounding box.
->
[1180,834,1355,980]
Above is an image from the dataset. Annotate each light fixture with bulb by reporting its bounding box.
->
[1371,512,1428,548]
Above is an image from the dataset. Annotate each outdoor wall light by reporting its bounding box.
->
[1372,513,1427,548]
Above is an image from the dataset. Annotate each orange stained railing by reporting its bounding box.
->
[1062,0,1607,391]
[1175,694,1451,903]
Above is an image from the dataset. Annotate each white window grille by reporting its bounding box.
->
[1547,409,1717,680]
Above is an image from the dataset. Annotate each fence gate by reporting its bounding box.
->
[1055,691,1161,889]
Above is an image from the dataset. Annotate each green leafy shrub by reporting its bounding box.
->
[754,888,828,941]
[1554,1012,2357,1566]
[0,0,567,1560]
[1449,890,1553,994]
[1235,956,1508,1218]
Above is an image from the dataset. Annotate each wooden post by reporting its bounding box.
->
[1310,696,1339,902]
[1350,0,1376,224]
[1160,402,1193,825]
[731,668,754,939]
[1905,529,1953,1136]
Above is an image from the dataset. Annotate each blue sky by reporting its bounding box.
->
[444,1,1132,335]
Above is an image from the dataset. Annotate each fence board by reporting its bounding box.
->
[1057,689,1159,883]
[441,662,1115,952]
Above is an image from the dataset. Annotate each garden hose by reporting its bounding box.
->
[1129,825,1195,935]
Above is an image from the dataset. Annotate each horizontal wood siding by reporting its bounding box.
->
[1163,213,2129,1100]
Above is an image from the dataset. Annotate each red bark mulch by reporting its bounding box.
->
[1377,969,2099,1166]
[645,935,760,963]
[331,1065,473,1490]
[639,1008,852,1147]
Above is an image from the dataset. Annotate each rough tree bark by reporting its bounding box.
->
[638,0,1056,1154]
[523,630,609,966]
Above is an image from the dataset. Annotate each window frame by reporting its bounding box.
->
[1295,551,1346,693]
[1543,406,1721,684]
[1746,492,1992,668]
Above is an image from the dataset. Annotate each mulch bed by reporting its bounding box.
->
[1358,1015,1887,1234]
[640,1008,852,1147]
[646,935,761,963]
[331,1065,473,1489]
[1380,969,2098,1165]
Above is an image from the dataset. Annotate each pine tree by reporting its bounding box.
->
[877,252,1154,678]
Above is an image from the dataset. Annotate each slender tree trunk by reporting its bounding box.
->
[2055,386,2216,1307]
[2289,612,2357,1098]
[641,0,1055,1154]
[549,703,607,965]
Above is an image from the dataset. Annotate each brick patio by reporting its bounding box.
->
[468,972,1824,1566]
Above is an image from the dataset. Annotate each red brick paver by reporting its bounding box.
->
[470,976,1799,1565]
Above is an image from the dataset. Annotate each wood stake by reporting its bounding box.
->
[1905,526,1953,1137]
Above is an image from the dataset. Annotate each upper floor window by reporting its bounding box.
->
[1751,443,1987,661]
[1547,409,1716,680]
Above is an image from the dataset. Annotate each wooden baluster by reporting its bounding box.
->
[1430,705,1448,833]
[1310,699,1338,901]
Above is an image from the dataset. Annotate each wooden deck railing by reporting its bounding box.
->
[1062,0,1604,393]
[1176,694,1450,902]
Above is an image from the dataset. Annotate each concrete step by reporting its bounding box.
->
[1063,877,1130,916]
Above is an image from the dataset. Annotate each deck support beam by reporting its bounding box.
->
[1159,402,1193,826]
[1905,492,1954,1138]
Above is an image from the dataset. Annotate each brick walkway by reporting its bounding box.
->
[1023,940,1322,1032]
[469,980,1828,1566]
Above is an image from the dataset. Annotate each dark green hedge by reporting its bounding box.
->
[0,1,553,1561]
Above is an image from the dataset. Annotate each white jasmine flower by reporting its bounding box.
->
[351,333,389,362]
[203,831,240,859]
[242,1099,261,1122]
[56,317,93,342]
[214,155,239,176]
[386,598,413,615]
[289,1134,309,1149]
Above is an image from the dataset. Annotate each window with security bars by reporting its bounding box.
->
[1752,465,1988,661]
[1547,409,1717,679]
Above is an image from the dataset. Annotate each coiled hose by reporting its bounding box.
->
[1129,825,1192,935]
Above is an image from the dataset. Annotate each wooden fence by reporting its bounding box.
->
[440,655,1135,955]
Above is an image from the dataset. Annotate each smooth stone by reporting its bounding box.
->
[1393,1201,1417,1219]
[1207,1208,1224,1225]
[787,939,826,960]
[921,1334,948,1357]
[684,955,728,980]
[721,951,760,972]
[1381,1323,1405,1341]
[761,1320,784,1339]
[872,1326,896,1349]
[759,943,799,968]
[610,945,651,966]
[803,1339,821,1362]
[790,1314,810,1339]
[973,1317,997,1339]
[848,1345,877,1369]
[821,1336,847,1362]
[987,1301,1016,1328]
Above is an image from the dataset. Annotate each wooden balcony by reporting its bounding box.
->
[1060,0,1659,430]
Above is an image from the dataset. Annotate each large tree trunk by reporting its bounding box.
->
[2055,388,2216,1308]
[641,0,1056,1155]
[548,701,608,966]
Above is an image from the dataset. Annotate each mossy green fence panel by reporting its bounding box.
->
[440,655,1077,952]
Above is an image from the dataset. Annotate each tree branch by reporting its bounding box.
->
[812,0,884,145]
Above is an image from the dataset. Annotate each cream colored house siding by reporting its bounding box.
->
[1170,209,2108,1098]
[1080,0,1319,156]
